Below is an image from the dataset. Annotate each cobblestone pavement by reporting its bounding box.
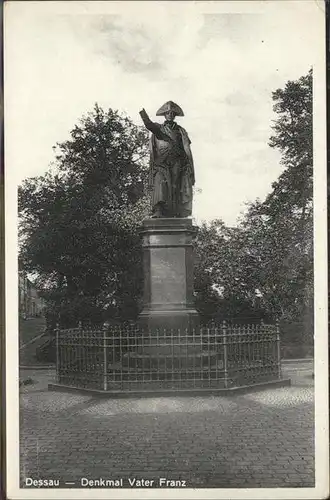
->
[20,361,314,489]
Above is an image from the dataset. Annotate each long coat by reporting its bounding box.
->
[140,113,195,217]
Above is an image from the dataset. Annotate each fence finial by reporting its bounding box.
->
[275,318,280,334]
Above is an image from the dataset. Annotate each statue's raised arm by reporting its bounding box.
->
[139,109,164,140]
[140,101,195,219]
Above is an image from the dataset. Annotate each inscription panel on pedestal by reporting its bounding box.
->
[146,234,188,247]
[150,247,186,305]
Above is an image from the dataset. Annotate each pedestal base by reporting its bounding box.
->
[139,218,199,331]
[123,218,204,386]
[139,308,199,330]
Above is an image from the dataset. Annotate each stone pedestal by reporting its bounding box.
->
[119,218,211,387]
[138,218,199,330]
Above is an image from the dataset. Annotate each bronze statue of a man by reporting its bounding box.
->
[139,101,195,218]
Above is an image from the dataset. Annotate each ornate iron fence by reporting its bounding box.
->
[55,322,282,392]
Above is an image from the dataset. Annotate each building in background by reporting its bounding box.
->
[19,272,45,319]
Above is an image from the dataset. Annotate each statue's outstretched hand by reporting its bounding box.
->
[140,108,151,126]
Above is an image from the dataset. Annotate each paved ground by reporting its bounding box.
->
[20,361,314,489]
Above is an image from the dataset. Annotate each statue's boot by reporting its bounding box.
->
[152,202,166,218]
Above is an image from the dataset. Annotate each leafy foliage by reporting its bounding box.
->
[245,69,313,322]
[194,220,269,323]
[19,105,149,327]
[194,70,313,332]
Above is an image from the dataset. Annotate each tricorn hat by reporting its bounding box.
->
[156,101,184,117]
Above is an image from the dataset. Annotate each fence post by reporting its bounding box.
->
[276,319,282,379]
[222,320,229,389]
[55,323,60,383]
[103,324,108,391]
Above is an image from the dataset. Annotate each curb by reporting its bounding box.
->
[48,378,291,399]
[20,365,55,370]
[20,359,311,371]
[281,358,313,364]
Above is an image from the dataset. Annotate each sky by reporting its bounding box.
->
[4,0,323,225]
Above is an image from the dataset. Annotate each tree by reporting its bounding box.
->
[19,105,149,328]
[194,220,266,323]
[239,69,313,326]
[268,69,312,229]
[194,69,313,331]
